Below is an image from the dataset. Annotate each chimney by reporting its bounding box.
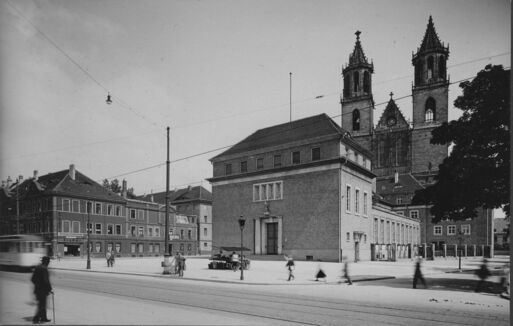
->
[69,164,76,180]
[122,179,127,198]
[394,171,399,184]
[33,170,38,181]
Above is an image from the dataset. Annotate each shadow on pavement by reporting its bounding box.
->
[357,277,506,294]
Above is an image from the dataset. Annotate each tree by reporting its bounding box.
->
[102,178,135,197]
[413,65,510,223]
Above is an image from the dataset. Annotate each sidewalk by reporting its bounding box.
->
[48,255,509,285]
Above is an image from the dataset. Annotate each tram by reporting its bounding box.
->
[0,235,47,271]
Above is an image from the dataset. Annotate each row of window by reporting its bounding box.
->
[373,218,419,245]
[60,198,124,216]
[345,186,369,216]
[434,225,470,236]
[225,148,322,175]
[253,181,283,202]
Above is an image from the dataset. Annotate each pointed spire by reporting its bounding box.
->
[418,15,446,53]
[349,30,369,66]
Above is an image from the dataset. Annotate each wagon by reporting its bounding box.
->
[208,246,251,271]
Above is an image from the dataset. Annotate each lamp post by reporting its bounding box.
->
[163,126,171,274]
[238,215,246,281]
[458,230,463,272]
[86,202,91,270]
[16,175,22,234]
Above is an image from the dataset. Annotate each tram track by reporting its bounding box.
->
[2,271,507,326]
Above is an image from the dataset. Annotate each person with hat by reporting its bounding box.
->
[31,256,53,323]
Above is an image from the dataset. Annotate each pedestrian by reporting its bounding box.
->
[315,260,327,282]
[413,258,427,289]
[174,252,181,275]
[178,253,186,277]
[285,255,295,281]
[106,250,112,267]
[475,258,491,292]
[109,251,115,267]
[339,256,352,285]
[31,256,53,324]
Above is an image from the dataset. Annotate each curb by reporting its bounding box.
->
[50,267,395,285]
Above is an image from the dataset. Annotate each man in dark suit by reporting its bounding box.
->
[31,256,53,324]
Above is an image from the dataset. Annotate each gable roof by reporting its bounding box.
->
[212,113,356,160]
[11,168,125,203]
[376,97,410,129]
[141,185,212,204]
[376,173,424,196]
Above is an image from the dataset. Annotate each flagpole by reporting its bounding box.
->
[289,72,292,122]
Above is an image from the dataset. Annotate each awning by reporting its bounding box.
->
[219,246,251,252]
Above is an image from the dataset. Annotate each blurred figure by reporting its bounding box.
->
[31,256,53,324]
[475,258,491,292]
[109,251,115,267]
[413,258,427,289]
[315,260,327,282]
[500,263,510,299]
[106,250,112,267]
[339,256,352,285]
[285,255,295,281]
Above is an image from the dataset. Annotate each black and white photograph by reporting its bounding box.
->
[0,0,510,325]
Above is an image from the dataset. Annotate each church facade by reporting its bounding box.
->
[341,17,494,256]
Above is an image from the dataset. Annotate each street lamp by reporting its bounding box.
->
[86,202,91,270]
[163,126,171,274]
[458,230,464,272]
[238,215,246,281]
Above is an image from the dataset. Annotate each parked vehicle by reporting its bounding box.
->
[0,235,47,272]
[208,246,251,270]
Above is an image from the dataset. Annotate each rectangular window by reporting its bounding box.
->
[155,227,160,237]
[154,244,160,253]
[180,230,184,239]
[131,226,136,237]
[62,199,70,212]
[461,224,471,235]
[396,197,402,204]
[95,223,102,234]
[130,209,136,219]
[72,221,80,233]
[311,147,320,161]
[410,210,419,219]
[107,243,113,252]
[107,224,113,235]
[131,243,136,253]
[260,184,266,200]
[363,192,368,216]
[204,242,208,248]
[116,206,121,216]
[115,243,121,253]
[72,200,80,213]
[138,210,144,220]
[148,244,153,253]
[346,232,350,242]
[107,204,113,216]
[346,186,351,212]
[225,163,232,175]
[138,226,144,237]
[95,203,102,215]
[187,244,192,252]
[204,228,207,236]
[95,242,101,253]
[355,189,360,214]
[253,181,283,201]
[115,224,121,235]
[240,161,247,173]
[188,230,192,240]
[273,154,282,168]
[434,226,442,235]
[138,244,143,253]
[148,227,153,237]
[292,151,301,164]
[62,221,70,233]
[275,182,282,199]
[447,225,456,235]
[392,222,396,242]
[257,158,264,170]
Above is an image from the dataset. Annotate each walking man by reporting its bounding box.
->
[475,258,491,292]
[106,250,112,267]
[31,256,53,324]
[285,256,295,281]
[413,258,427,289]
[339,256,353,285]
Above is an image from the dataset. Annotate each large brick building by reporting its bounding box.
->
[340,16,494,255]
[209,114,419,262]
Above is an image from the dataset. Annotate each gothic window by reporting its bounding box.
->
[352,109,360,131]
[415,60,422,85]
[425,97,436,122]
[363,71,370,93]
[439,56,446,79]
[343,75,350,97]
[353,71,359,93]
[427,56,434,79]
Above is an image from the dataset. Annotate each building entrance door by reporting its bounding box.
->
[354,241,360,262]
[64,244,80,256]
[266,222,278,254]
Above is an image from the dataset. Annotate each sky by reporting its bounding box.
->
[0,0,510,201]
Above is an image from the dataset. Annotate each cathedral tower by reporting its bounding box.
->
[341,31,374,151]
[411,16,449,177]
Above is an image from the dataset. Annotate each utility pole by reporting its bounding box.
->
[86,202,91,270]
[163,126,171,274]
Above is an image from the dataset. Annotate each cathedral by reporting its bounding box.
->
[341,16,494,253]
[341,16,449,184]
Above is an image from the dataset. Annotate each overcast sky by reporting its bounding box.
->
[0,0,510,200]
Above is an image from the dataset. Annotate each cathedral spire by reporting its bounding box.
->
[415,15,448,56]
[348,30,371,67]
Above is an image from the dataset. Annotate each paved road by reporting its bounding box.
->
[2,270,509,326]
